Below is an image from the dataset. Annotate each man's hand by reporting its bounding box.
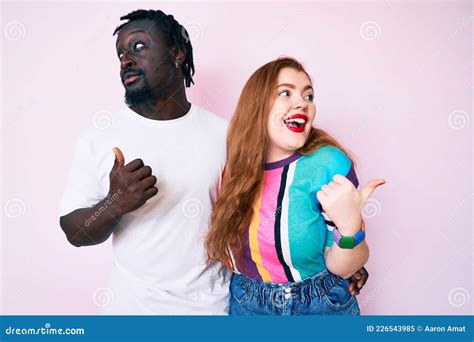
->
[348,267,369,296]
[108,147,158,217]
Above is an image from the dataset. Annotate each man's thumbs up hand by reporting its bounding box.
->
[107,147,158,217]
[112,147,125,170]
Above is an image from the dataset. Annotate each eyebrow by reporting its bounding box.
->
[116,30,148,48]
[277,83,313,91]
[129,29,147,35]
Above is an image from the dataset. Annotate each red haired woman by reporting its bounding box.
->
[206,57,385,315]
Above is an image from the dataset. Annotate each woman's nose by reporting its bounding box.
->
[293,96,308,111]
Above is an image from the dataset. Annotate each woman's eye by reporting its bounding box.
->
[305,94,314,101]
[279,90,290,97]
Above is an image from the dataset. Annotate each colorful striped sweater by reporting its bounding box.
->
[228,145,359,283]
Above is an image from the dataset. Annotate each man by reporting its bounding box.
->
[59,9,368,315]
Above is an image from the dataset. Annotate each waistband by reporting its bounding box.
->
[233,268,346,300]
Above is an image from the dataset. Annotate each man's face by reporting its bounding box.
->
[115,19,176,106]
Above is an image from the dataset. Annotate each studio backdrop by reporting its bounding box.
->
[1,1,472,315]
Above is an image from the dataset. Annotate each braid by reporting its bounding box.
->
[113,9,195,87]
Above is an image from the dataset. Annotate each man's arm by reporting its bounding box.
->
[60,197,123,247]
[60,147,158,247]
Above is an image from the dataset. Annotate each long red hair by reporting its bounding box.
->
[205,57,356,264]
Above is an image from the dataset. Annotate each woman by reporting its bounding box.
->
[206,57,385,315]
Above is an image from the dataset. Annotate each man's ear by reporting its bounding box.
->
[174,48,186,64]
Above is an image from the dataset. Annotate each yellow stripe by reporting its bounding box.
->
[249,189,272,282]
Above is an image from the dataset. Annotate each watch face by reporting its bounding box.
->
[339,236,356,249]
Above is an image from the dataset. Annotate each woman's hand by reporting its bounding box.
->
[317,175,385,235]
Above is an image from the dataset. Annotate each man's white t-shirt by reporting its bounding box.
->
[60,104,230,314]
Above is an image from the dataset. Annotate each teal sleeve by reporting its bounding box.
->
[325,223,335,247]
[309,145,358,248]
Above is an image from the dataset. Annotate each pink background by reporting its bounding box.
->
[1,1,472,315]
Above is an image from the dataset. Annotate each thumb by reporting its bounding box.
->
[360,179,385,202]
[112,147,125,169]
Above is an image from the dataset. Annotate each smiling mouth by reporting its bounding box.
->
[283,114,308,133]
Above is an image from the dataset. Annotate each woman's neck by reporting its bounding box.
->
[265,147,295,164]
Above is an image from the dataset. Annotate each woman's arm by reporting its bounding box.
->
[319,175,384,278]
[325,232,369,279]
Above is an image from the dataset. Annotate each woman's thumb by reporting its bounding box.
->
[360,179,385,202]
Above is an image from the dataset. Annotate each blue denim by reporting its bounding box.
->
[229,269,360,315]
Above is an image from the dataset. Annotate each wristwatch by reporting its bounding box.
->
[333,220,365,249]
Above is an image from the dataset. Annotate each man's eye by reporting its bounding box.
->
[134,42,145,50]
[279,90,290,97]
[118,52,124,60]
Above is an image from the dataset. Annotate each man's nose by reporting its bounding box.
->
[120,53,135,70]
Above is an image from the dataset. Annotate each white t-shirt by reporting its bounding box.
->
[60,104,230,315]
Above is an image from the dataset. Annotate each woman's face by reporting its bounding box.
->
[266,67,316,160]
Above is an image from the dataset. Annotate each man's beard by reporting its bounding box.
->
[124,82,156,107]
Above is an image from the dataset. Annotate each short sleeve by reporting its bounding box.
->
[318,145,358,189]
[324,211,336,247]
[312,145,359,248]
[210,166,225,209]
[59,135,107,216]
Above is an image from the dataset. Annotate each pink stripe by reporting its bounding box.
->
[257,168,288,282]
